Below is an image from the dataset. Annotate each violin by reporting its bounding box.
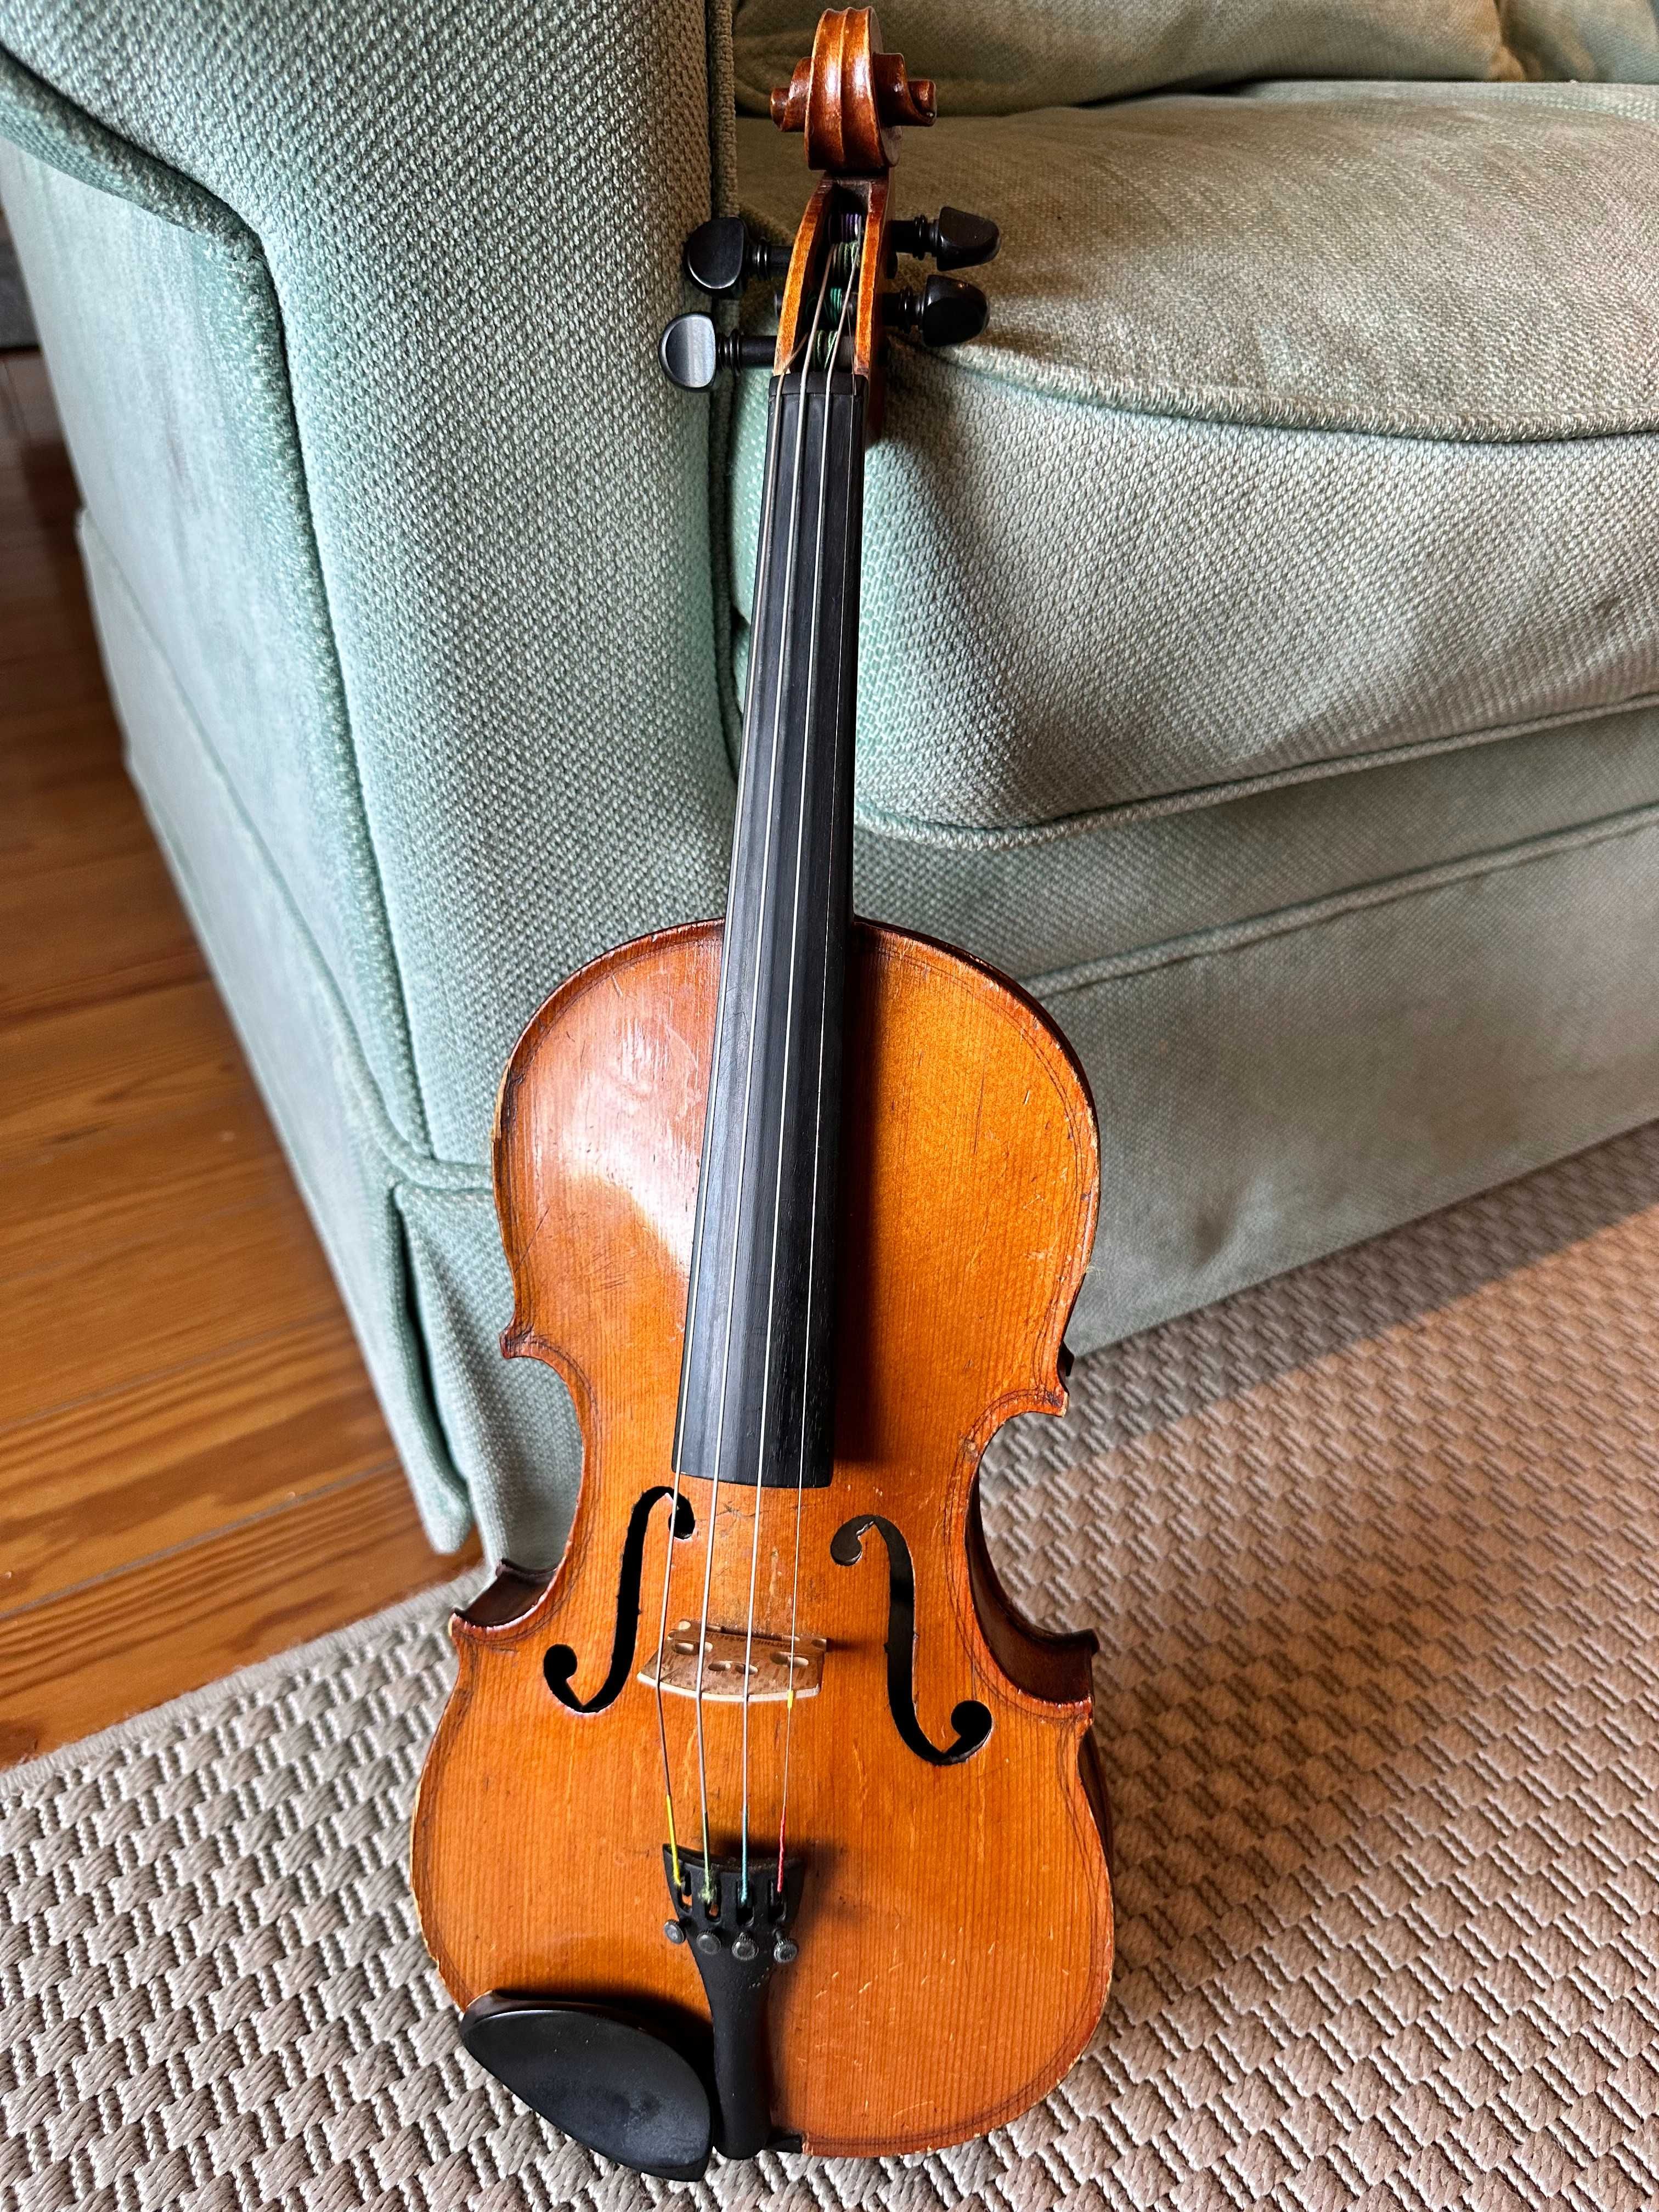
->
[411,8,1113,2175]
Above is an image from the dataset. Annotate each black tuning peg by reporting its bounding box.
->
[659,314,776,390]
[888,274,989,350]
[888,206,999,272]
[682,216,792,298]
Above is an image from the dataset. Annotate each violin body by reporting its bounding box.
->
[413,916,1112,2156]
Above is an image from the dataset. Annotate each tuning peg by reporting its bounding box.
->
[888,206,999,271]
[659,314,776,390]
[888,274,989,349]
[682,217,792,298]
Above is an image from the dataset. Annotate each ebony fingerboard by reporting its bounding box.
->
[672,369,865,1491]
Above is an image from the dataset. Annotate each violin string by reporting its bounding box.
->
[691,245,836,1901]
[739,228,861,1904]
[653,352,793,1894]
[672,303,818,1480]
[776,220,862,1890]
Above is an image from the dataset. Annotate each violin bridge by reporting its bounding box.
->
[640,1620,827,1703]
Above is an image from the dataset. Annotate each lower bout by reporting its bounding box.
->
[416,1692,1112,2158]
[772,1806,1114,2153]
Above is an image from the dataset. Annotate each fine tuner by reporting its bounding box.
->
[661,205,997,390]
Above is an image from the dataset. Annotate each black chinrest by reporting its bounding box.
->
[460,1991,712,2181]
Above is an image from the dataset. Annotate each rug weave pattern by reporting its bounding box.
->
[8,1128,1659,2210]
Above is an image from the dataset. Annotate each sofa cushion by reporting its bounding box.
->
[1500,0,1659,79]
[854,700,1659,990]
[731,0,1523,116]
[731,82,1659,833]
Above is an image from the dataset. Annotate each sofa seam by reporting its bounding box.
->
[229,232,439,1164]
[84,521,489,1197]
[853,689,1659,854]
[386,1189,472,1512]
[91,489,1659,1118]
[0,41,255,253]
[1029,798,1659,1000]
[904,341,1659,449]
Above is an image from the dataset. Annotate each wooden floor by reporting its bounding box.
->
[0,348,478,1768]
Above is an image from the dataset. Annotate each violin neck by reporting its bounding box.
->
[673,365,866,1491]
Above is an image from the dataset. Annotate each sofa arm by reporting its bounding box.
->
[0,0,740,1164]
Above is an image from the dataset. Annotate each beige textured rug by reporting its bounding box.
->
[8,1127,1659,2210]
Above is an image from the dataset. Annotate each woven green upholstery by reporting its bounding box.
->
[733,0,1659,109]
[732,0,1525,113]
[7,3,1659,1561]
[732,85,1659,834]
[1502,0,1659,77]
[0,5,735,1166]
[0,8,727,1560]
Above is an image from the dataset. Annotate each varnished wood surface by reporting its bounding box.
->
[0,1468,448,1769]
[771,10,930,440]
[0,1318,392,1608]
[773,173,834,375]
[0,347,476,1765]
[413,921,1113,2158]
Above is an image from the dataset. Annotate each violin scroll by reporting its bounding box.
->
[661,9,997,420]
[770,7,935,172]
[763,13,989,421]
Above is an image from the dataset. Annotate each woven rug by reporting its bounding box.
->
[9,1127,1659,2212]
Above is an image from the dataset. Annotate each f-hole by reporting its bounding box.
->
[831,1514,992,1765]
[544,1486,696,1714]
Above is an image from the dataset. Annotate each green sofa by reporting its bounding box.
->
[6,0,1659,1567]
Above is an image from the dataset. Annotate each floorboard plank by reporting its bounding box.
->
[0,1316,397,1610]
[3,750,152,880]
[0,1466,478,1765]
[0,349,64,445]
[0,980,248,1171]
[0,842,207,1027]
[0,700,125,781]
[0,1091,294,1278]
[3,644,112,716]
[0,1189,348,1424]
